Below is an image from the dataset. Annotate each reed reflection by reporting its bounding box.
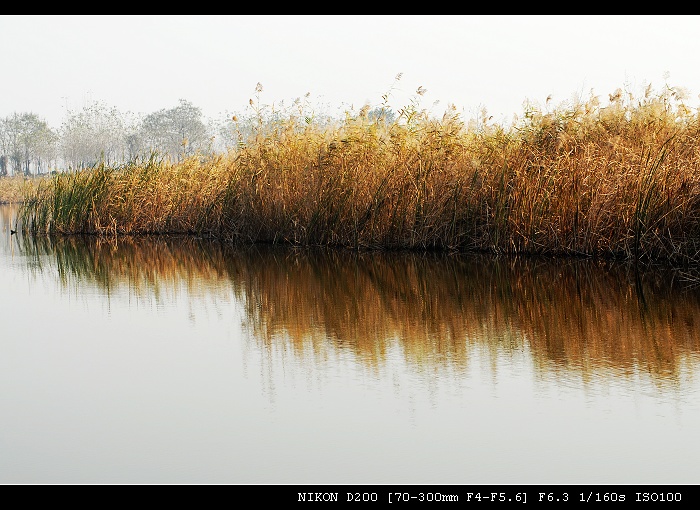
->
[6,202,700,385]
[236,248,700,384]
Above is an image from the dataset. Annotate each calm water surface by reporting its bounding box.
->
[1,203,699,484]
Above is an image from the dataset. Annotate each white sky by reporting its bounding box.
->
[2,15,700,129]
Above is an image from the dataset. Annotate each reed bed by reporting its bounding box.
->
[0,175,39,204]
[18,84,700,266]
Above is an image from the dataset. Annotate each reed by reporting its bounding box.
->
[18,82,700,266]
[0,175,40,204]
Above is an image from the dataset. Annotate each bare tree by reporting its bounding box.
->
[0,113,57,176]
[140,99,212,162]
[60,101,129,170]
[0,120,10,176]
[31,123,59,174]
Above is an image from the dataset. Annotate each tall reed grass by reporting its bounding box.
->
[18,82,700,266]
[0,175,38,204]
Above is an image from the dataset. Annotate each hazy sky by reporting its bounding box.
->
[2,15,700,128]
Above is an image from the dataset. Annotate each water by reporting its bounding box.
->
[1,203,700,484]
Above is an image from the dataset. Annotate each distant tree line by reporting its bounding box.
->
[0,95,396,177]
[0,99,217,176]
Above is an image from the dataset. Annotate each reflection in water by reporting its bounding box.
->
[7,199,700,390]
[4,202,700,484]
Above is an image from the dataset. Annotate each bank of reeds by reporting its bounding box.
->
[18,82,700,266]
[0,175,39,204]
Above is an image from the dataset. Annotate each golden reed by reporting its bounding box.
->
[14,82,700,267]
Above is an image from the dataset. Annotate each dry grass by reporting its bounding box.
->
[18,82,700,267]
[0,175,41,204]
